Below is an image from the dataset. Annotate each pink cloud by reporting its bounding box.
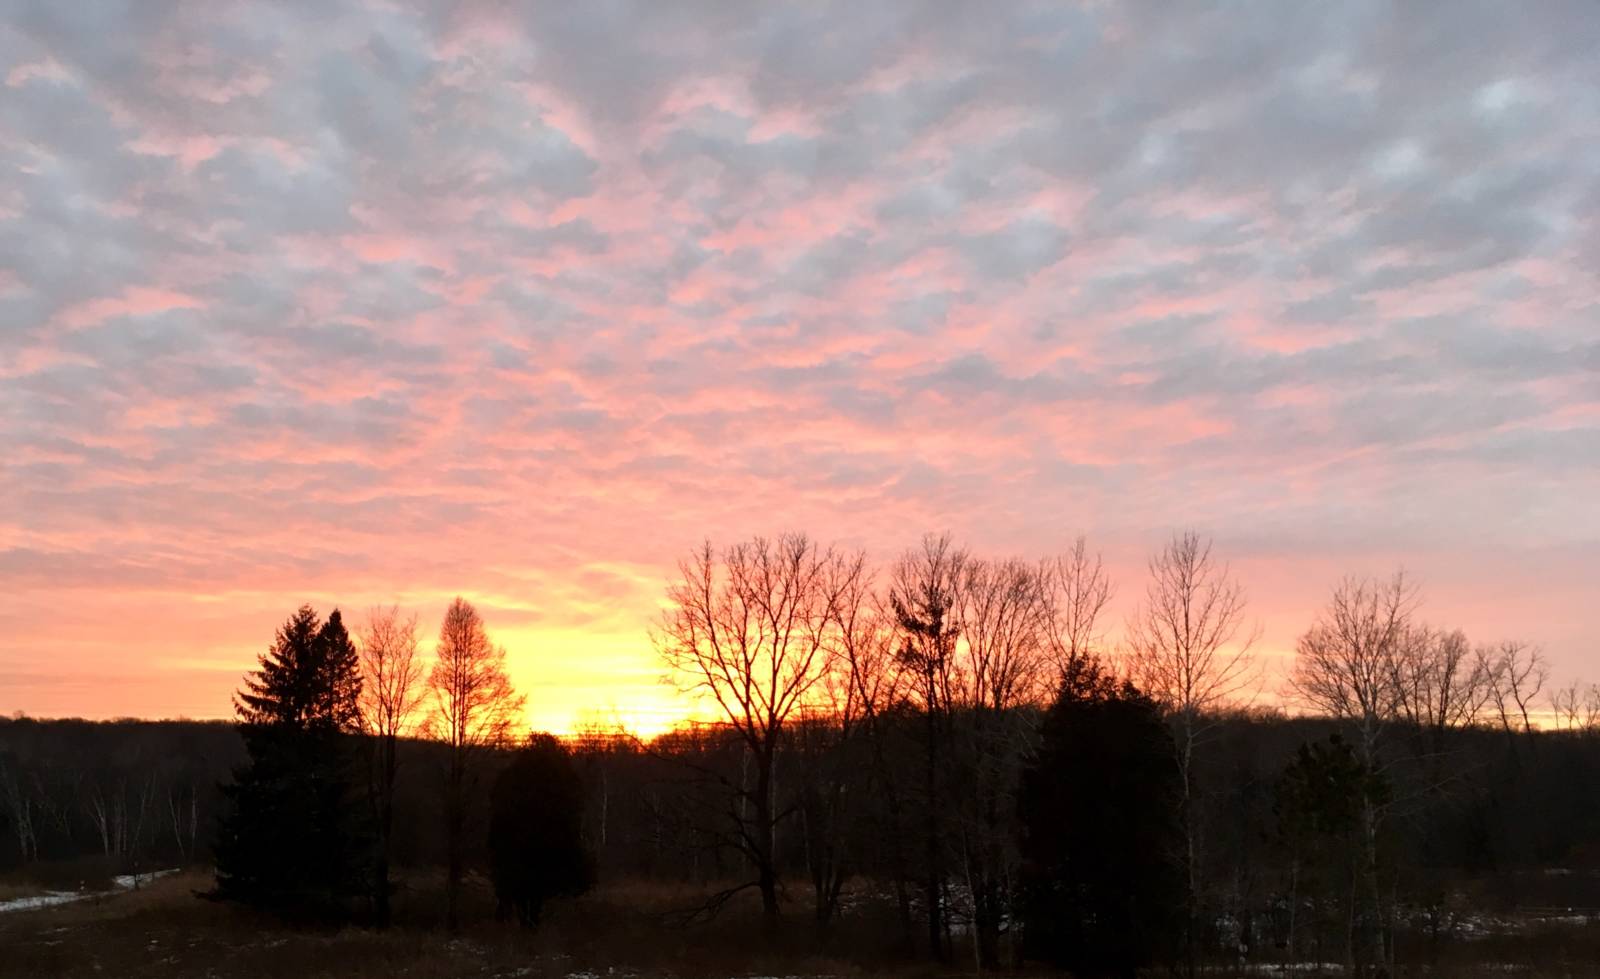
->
[1,1,1596,730]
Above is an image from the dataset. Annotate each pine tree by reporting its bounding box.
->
[216,605,371,916]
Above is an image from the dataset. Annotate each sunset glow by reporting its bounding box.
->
[3,4,1597,733]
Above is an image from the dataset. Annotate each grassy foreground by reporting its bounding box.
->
[4,869,1600,978]
[0,871,905,979]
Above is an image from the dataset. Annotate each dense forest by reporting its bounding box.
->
[3,532,1598,977]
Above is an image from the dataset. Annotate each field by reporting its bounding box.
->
[4,868,1600,978]
[0,870,907,979]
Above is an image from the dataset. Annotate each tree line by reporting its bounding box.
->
[650,531,1589,974]
[2,530,1597,978]
[209,598,583,929]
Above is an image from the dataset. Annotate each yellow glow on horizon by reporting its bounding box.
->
[494,622,710,739]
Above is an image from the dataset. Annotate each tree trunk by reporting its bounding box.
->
[445,751,465,931]
[754,747,780,926]
[371,734,398,928]
[863,707,915,953]
[924,698,945,961]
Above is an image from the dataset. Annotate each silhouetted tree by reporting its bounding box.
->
[795,561,886,927]
[1019,658,1185,978]
[1126,531,1258,975]
[429,596,525,930]
[1389,626,1490,751]
[0,752,39,864]
[1274,734,1386,969]
[488,734,591,927]
[1289,572,1416,968]
[215,606,369,915]
[888,533,968,960]
[1046,535,1114,671]
[1481,640,1548,738]
[654,533,859,925]
[834,586,917,948]
[358,604,427,927]
[951,555,1052,969]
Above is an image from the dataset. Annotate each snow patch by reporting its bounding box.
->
[0,868,180,915]
[113,869,179,889]
[0,892,85,914]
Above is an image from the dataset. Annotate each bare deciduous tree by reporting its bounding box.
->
[1549,679,1584,731]
[1389,626,1491,749]
[359,604,427,927]
[1046,536,1114,672]
[843,581,918,948]
[1289,572,1418,760]
[572,711,637,862]
[0,755,39,864]
[654,533,852,924]
[429,596,525,930]
[953,555,1053,970]
[798,553,888,926]
[1288,571,1418,973]
[958,556,1053,712]
[166,779,198,864]
[1480,640,1548,735]
[1124,531,1258,978]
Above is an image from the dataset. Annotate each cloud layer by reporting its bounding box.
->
[3,1,1598,730]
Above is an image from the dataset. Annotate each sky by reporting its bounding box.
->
[2,1,1598,735]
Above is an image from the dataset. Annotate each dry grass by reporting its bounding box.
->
[1,856,118,895]
[0,871,907,979]
[0,881,51,903]
[2,872,524,978]
[4,871,1600,979]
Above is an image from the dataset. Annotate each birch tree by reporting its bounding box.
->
[1124,531,1258,977]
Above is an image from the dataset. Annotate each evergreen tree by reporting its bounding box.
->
[1018,657,1186,978]
[317,609,363,735]
[215,605,371,916]
[488,734,591,927]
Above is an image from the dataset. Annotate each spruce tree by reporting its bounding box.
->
[216,605,371,916]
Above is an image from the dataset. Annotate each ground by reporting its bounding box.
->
[0,871,885,979]
[2,870,1600,978]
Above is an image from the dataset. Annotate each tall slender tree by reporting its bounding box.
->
[358,605,427,927]
[888,533,968,960]
[429,597,525,931]
[952,555,1052,969]
[1125,531,1258,976]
